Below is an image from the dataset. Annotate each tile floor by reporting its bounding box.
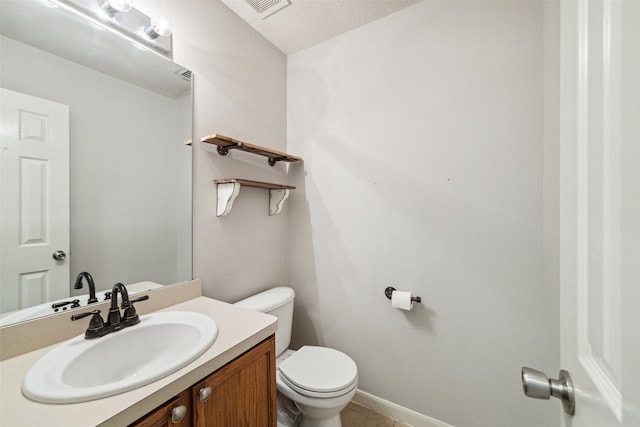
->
[341,401,411,427]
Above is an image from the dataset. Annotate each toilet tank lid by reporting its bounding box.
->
[234,286,295,312]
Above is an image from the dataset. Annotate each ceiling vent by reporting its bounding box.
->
[245,0,291,19]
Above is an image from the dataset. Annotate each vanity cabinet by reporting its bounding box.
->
[130,336,276,427]
[193,335,277,426]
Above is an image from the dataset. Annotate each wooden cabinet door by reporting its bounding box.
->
[128,390,192,427]
[193,336,276,427]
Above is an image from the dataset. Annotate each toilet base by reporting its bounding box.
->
[300,413,342,427]
[295,398,350,427]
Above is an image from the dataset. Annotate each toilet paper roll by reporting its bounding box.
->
[391,290,413,311]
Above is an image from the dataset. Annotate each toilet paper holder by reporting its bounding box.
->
[384,286,421,303]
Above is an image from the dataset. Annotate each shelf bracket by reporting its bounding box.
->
[269,189,290,216]
[216,142,243,156]
[216,182,242,217]
[215,179,295,217]
[268,156,289,166]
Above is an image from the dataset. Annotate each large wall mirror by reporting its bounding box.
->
[0,0,193,325]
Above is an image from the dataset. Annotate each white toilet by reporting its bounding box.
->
[235,287,358,427]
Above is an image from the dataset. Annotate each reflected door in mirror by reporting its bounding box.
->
[0,88,70,313]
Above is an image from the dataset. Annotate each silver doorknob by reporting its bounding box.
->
[521,367,575,415]
[52,250,66,261]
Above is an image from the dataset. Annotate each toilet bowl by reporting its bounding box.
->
[234,287,358,427]
[277,347,357,427]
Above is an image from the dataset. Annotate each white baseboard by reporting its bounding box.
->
[352,389,456,427]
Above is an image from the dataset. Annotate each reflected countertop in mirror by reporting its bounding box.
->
[0,0,193,324]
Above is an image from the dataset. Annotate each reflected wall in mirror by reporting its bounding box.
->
[0,0,193,323]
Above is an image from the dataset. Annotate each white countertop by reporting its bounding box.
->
[0,296,277,427]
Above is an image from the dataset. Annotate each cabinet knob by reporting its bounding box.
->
[198,386,212,402]
[171,405,187,423]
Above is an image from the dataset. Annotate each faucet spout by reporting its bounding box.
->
[107,282,130,330]
[74,272,98,304]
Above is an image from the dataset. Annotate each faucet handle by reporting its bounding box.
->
[122,295,149,326]
[70,309,100,320]
[71,310,107,339]
[52,299,81,312]
[131,295,150,304]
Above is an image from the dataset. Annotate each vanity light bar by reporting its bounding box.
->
[50,0,173,57]
[100,0,132,17]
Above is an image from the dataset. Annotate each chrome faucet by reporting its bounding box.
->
[71,282,149,339]
[74,272,98,304]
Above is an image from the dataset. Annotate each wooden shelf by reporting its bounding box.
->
[201,134,302,166]
[214,179,295,217]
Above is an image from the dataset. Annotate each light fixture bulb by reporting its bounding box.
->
[144,17,172,40]
[100,0,133,17]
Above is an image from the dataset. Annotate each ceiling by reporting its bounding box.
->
[220,0,424,55]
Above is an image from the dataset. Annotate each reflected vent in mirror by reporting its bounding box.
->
[177,69,192,81]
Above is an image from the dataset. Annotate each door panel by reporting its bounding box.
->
[558,0,639,425]
[1,88,70,312]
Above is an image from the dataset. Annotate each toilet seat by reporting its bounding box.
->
[278,346,358,399]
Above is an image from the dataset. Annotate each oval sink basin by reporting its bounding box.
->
[22,311,218,403]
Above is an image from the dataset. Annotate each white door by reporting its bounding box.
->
[0,88,70,313]
[558,0,640,425]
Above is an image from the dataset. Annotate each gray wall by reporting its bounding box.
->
[286,2,544,426]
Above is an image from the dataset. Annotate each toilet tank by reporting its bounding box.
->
[234,287,295,356]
